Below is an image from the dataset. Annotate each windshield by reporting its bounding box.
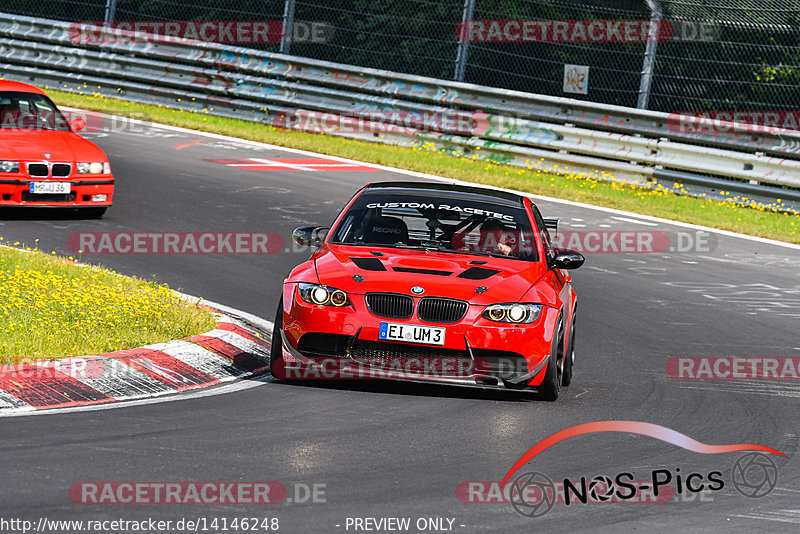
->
[330,190,539,261]
[0,91,71,131]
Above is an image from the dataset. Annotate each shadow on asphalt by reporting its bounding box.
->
[0,207,94,220]
[259,375,542,402]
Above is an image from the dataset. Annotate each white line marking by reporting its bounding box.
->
[200,328,271,359]
[0,390,33,411]
[611,216,659,226]
[0,378,271,418]
[229,162,364,170]
[247,158,318,171]
[66,356,173,398]
[183,295,275,333]
[585,266,620,274]
[157,340,244,380]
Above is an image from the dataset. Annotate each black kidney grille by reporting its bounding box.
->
[418,298,468,323]
[365,293,413,319]
[51,164,71,177]
[27,163,48,177]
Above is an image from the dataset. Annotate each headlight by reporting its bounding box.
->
[0,161,19,173]
[298,283,350,307]
[77,162,107,174]
[482,303,542,323]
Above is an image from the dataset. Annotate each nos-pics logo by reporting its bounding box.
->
[502,421,783,518]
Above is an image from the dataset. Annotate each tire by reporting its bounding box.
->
[270,297,284,378]
[80,207,107,219]
[562,309,576,387]
[536,316,565,401]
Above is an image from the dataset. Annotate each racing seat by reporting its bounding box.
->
[361,215,409,245]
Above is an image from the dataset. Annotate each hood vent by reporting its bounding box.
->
[393,267,452,277]
[457,266,501,280]
[350,256,387,271]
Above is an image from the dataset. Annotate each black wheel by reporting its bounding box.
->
[536,316,565,401]
[270,297,284,378]
[562,309,576,387]
[80,207,107,219]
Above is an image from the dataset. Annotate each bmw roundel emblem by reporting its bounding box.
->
[411,286,425,295]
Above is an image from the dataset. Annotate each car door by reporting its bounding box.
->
[529,203,572,329]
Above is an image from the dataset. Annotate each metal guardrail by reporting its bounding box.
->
[2,12,799,205]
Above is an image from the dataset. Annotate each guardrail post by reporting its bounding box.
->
[454,0,476,82]
[280,0,297,55]
[637,0,662,109]
[104,0,118,25]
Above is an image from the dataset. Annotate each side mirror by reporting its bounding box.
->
[553,250,585,270]
[292,226,329,247]
[69,117,86,132]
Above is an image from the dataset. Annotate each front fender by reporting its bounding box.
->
[519,270,563,308]
[286,259,319,285]
[522,305,562,387]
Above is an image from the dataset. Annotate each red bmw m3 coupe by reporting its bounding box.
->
[271,182,584,400]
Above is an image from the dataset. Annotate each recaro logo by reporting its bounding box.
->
[372,226,401,234]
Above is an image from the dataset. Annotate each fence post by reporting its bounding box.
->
[280,0,297,55]
[104,0,118,25]
[637,0,662,109]
[454,0,476,82]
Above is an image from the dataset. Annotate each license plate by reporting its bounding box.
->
[379,322,445,346]
[29,182,70,194]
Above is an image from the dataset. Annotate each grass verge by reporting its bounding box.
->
[49,89,799,244]
[0,244,216,365]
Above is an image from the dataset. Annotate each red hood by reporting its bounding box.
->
[0,130,107,162]
[312,244,548,305]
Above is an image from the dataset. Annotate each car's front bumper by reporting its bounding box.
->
[0,179,114,207]
[276,283,559,388]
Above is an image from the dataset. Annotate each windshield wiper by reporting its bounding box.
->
[435,246,533,260]
[343,242,427,250]
[394,243,435,250]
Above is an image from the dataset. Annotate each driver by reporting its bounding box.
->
[478,218,514,256]
[451,218,516,256]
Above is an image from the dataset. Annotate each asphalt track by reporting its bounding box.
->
[1,117,800,533]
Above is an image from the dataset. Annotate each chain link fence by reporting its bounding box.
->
[4,0,800,115]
